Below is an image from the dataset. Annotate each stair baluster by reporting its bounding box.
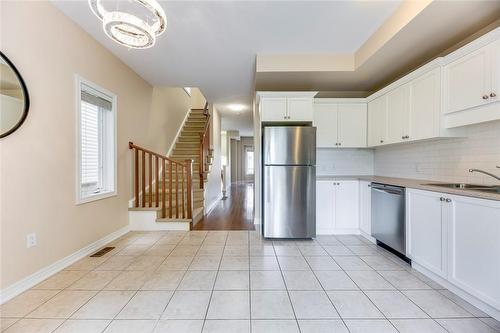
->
[129,142,192,220]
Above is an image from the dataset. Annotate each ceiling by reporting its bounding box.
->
[51,0,401,136]
[51,1,499,137]
[256,1,500,94]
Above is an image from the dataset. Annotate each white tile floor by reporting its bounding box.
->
[1,230,499,333]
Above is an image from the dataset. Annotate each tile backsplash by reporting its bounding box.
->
[317,148,374,176]
[373,121,500,185]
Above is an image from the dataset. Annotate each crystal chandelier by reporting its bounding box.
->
[88,0,167,49]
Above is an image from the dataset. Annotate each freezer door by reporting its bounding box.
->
[263,165,316,238]
[263,126,316,165]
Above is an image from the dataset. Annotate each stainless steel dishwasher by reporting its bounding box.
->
[371,183,407,257]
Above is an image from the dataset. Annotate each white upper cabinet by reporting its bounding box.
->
[445,45,489,114]
[367,96,387,146]
[259,92,316,122]
[287,97,313,121]
[313,100,367,148]
[443,29,500,127]
[338,103,367,148]
[386,83,411,144]
[409,68,441,141]
[261,97,287,121]
[313,103,338,147]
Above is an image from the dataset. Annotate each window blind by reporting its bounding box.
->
[80,101,101,191]
[78,80,115,201]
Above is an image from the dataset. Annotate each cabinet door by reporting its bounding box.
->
[406,189,447,278]
[490,39,500,105]
[313,104,338,148]
[367,96,387,146]
[338,103,367,148]
[334,181,359,231]
[448,196,500,310]
[287,97,313,121]
[410,68,441,141]
[444,45,489,114]
[261,97,287,121]
[359,181,371,236]
[387,83,410,144]
[316,181,335,234]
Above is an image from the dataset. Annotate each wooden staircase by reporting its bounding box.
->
[128,104,213,230]
[170,107,213,213]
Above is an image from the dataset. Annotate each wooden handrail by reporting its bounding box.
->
[129,142,185,167]
[199,102,210,189]
[129,141,193,221]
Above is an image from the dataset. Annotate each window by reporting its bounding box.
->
[245,149,254,175]
[76,77,116,204]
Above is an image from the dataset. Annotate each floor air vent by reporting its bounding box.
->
[90,247,115,257]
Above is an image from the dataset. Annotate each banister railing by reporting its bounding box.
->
[129,142,192,219]
[199,102,210,189]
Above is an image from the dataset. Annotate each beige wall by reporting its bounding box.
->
[0,1,196,290]
[204,106,222,212]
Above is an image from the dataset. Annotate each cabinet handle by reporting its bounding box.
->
[338,142,341,146]
[483,95,489,100]
[380,140,384,143]
[440,197,445,201]
[401,136,405,140]
[491,92,497,98]
[405,135,410,139]
[445,198,452,203]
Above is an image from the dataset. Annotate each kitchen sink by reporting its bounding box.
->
[423,183,500,194]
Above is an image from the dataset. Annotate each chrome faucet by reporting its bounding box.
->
[469,168,500,182]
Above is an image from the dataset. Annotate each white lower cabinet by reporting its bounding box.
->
[359,180,371,236]
[407,188,500,313]
[406,189,448,278]
[316,181,336,233]
[448,195,500,311]
[316,180,359,234]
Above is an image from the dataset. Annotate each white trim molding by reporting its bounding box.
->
[0,225,130,304]
[167,107,191,156]
[75,75,118,205]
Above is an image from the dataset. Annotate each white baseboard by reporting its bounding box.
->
[317,228,361,235]
[412,262,500,321]
[205,194,222,216]
[0,225,130,304]
[360,231,377,244]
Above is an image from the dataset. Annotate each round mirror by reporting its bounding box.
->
[1,51,30,138]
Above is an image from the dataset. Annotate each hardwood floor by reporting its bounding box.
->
[193,183,255,230]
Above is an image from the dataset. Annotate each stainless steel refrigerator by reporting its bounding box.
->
[263,126,316,239]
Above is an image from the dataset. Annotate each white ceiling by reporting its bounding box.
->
[52,0,401,136]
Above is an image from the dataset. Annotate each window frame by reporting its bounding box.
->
[75,75,117,205]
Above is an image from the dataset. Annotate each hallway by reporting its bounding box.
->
[194,183,255,230]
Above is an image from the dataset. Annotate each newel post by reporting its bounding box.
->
[185,159,193,219]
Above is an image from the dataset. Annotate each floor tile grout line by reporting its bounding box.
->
[318,235,406,332]
[304,247,354,333]
[200,230,227,331]
[4,231,493,332]
[273,242,302,332]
